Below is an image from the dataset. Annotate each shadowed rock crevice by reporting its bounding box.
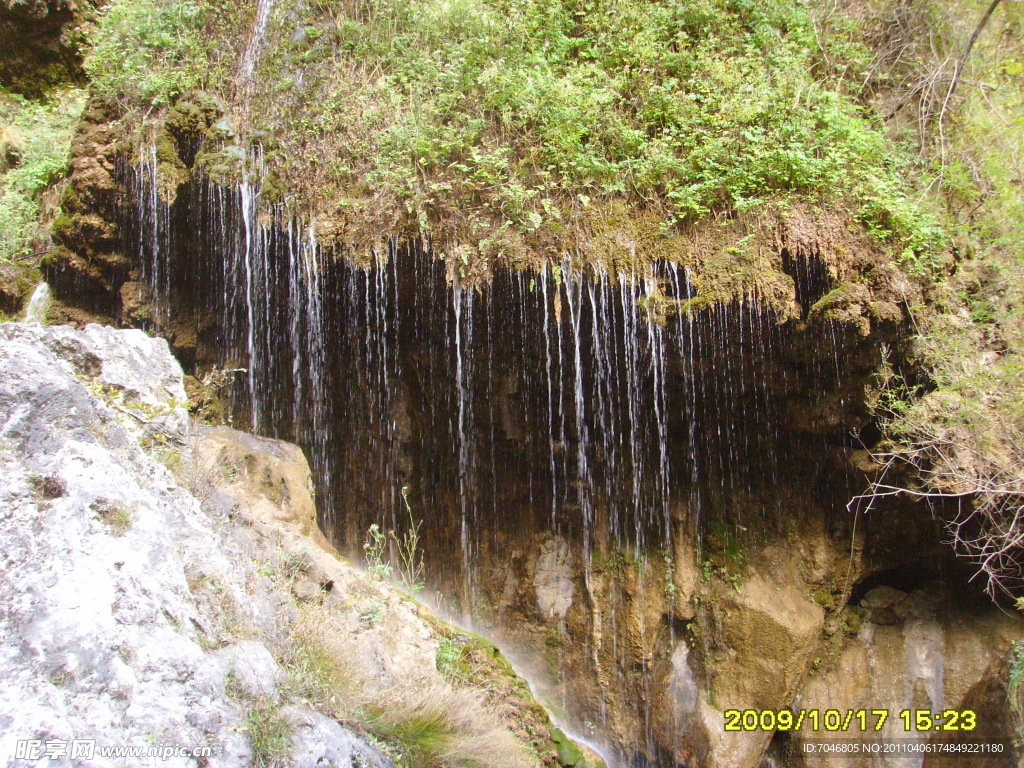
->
[0,0,97,98]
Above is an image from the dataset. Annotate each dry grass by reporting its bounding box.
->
[282,603,535,768]
[90,497,134,535]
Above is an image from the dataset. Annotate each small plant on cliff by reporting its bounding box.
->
[436,637,466,682]
[392,486,425,596]
[363,523,393,581]
[1010,641,1024,746]
[91,498,133,535]
[362,487,426,595]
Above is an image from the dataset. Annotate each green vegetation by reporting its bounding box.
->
[700,520,747,590]
[91,498,134,535]
[83,0,226,109]
[282,0,896,216]
[77,0,938,264]
[393,486,425,595]
[1011,641,1024,745]
[242,697,292,768]
[361,487,425,594]
[435,636,472,683]
[0,89,85,263]
[363,523,393,581]
[283,602,536,768]
[842,0,1024,598]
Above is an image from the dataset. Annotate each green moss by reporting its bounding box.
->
[166,95,222,139]
[59,183,83,215]
[551,728,585,767]
[50,212,75,243]
[838,606,864,635]
[678,296,713,315]
[39,246,71,273]
[261,171,288,205]
[810,590,839,611]
[154,127,182,167]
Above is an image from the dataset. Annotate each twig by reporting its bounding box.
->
[938,0,1003,161]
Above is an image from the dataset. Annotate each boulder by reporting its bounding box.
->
[192,424,326,546]
[0,323,389,768]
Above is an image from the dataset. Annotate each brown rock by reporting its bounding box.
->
[192,424,327,548]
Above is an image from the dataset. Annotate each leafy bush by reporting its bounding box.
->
[289,0,919,227]
[0,90,85,263]
[82,0,933,253]
[84,0,209,108]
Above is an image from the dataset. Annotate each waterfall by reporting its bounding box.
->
[22,282,50,324]
[238,0,276,91]
[126,147,858,765]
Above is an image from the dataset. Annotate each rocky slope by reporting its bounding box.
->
[0,321,594,768]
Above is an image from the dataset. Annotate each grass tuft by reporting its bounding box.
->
[244,697,292,768]
[282,602,534,768]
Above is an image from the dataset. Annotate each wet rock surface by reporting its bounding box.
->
[785,582,1022,768]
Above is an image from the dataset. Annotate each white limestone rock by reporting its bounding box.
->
[0,323,387,768]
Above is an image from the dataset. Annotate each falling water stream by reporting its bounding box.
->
[22,282,51,324]
[238,0,277,90]
[125,147,862,766]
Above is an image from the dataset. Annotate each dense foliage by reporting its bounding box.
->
[840,0,1024,597]
[84,0,228,109]
[0,90,85,262]
[81,0,938,256]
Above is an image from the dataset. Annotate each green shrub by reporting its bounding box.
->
[84,0,209,108]
[0,90,85,262]
[83,0,934,255]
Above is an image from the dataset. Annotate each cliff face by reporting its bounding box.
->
[27,96,1023,765]
[0,322,586,768]
[12,0,1024,765]
[0,0,94,97]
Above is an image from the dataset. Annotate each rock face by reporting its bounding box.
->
[533,537,575,621]
[0,323,598,768]
[0,322,386,767]
[477,500,1024,768]
[192,425,327,546]
[0,0,94,97]
[793,586,1022,768]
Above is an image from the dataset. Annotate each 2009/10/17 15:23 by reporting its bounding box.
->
[722,708,978,732]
